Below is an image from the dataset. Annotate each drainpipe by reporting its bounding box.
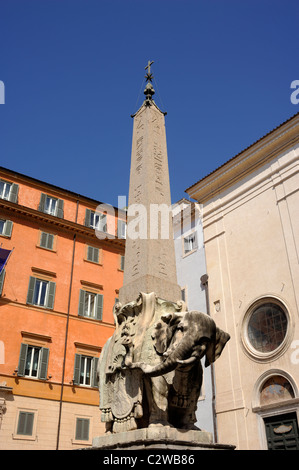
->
[200,273,218,444]
[56,201,79,450]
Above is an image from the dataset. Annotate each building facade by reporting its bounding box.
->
[186,112,299,450]
[0,167,125,449]
[172,199,217,439]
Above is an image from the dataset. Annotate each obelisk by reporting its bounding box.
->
[119,61,181,305]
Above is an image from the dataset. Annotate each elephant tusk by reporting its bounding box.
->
[176,356,197,366]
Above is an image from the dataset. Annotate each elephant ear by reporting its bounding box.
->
[152,312,184,355]
[205,327,230,367]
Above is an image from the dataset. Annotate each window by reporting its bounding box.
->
[39,232,55,250]
[117,220,127,239]
[183,232,198,255]
[17,343,49,379]
[73,354,98,387]
[26,276,56,309]
[16,411,35,436]
[85,209,107,232]
[242,298,290,361]
[38,193,64,218]
[0,219,13,237]
[0,179,18,203]
[86,246,99,263]
[78,289,103,320]
[247,302,288,353]
[75,417,90,441]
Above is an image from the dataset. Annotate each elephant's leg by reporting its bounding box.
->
[146,376,170,427]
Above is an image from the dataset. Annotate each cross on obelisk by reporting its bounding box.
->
[118,61,181,305]
[145,60,154,81]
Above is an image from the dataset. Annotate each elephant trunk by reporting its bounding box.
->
[131,337,196,377]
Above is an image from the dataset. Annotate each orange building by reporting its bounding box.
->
[0,166,125,449]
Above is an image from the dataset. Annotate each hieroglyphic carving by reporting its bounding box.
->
[131,240,141,276]
[153,140,164,197]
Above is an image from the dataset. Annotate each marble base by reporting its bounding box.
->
[90,427,235,450]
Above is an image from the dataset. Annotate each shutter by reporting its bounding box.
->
[85,209,92,227]
[56,199,64,218]
[78,289,86,316]
[96,294,103,320]
[73,354,81,385]
[87,246,99,263]
[40,232,48,248]
[193,233,198,250]
[17,343,28,376]
[101,214,107,233]
[92,357,99,387]
[17,412,34,436]
[26,276,36,305]
[3,220,13,237]
[76,418,89,441]
[120,255,125,271]
[38,193,47,212]
[0,269,5,296]
[9,183,19,203]
[38,347,49,380]
[46,281,56,309]
[47,234,54,250]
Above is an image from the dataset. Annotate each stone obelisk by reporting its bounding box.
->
[119,61,181,305]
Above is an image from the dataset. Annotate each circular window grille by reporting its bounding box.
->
[247,302,288,353]
[242,299,291,361]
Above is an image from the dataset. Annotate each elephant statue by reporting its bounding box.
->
[97,293,230,433]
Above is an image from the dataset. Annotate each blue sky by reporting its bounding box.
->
[0,0,299,207]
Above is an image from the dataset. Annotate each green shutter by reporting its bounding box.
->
[75,418,90,441]
[17,411,34,436]
[46,281,56,309]
[87,246,99,263]
[38,347,49,380]
[40,232,54,250]
[3,220,13,237]
[26,276,36,305]
[78,289,86,316]
[0,269,5,296]
[96,294,103,320]
[9,183,19,203]
[73,354,81,385]
[120,255,125,271]
[56,199,64,218]
[92,357,99,387]
[38,193,47,212]
[18,343,28,376]
[85,209,92,227]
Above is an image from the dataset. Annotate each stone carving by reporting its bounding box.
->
[98,292,230,433]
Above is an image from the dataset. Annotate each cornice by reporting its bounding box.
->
[0,199,125,250]
[186,114,299,203]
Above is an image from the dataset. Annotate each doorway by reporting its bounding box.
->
[264,412,299,450]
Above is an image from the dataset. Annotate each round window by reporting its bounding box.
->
[247,302,288,354]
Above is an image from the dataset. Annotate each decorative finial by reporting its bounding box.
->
[144,60,155,105]
[145,60,154,82]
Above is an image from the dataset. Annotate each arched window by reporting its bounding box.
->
[260,375,295,406]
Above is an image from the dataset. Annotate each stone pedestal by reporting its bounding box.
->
[91,427,235,450]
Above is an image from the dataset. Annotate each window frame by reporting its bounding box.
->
[73,353,99,388]
[13,409,38,441]
[183,231,198,256]
[78,289,103,321]
[17,342,50,380]
[26,276,56,310]
[0,219,13,238]
[241,297,292,362]
[73,416,92,445]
